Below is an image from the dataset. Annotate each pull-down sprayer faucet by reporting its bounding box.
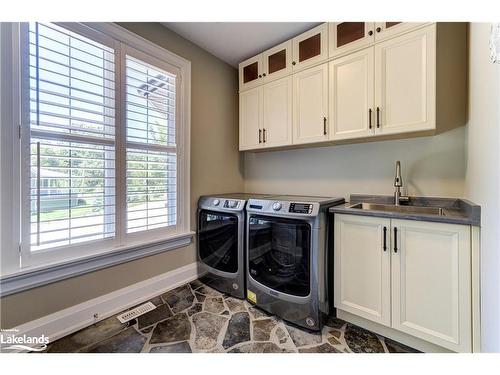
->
[394,161,409,206]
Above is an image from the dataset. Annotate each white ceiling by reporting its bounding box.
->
[162,22,320,67]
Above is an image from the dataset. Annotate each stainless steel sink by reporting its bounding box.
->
[349,202,446,216]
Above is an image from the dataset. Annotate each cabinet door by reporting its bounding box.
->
[334,214,391,326]
[374,25,436,135]
[239,86,262,150]
[329,47,374,141]
[375,22,428,42]
[262,40,292,83]
[293,63,329,144]
[391,219,471,352]
[262,76,293,148]
[292,23,328,72]
[239,54,263,92]
[329,22,375,58]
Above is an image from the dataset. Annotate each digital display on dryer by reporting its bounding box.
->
[224,200,239,208]
[289,203,312,214]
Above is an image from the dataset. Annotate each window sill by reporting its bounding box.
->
[0,231,195,297]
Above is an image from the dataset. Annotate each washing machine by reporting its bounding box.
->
[245,195,345,330]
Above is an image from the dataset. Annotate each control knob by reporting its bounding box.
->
[213,199,220,206]
[272,202,282,211]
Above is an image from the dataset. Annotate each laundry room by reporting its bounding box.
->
[1,0,500,373]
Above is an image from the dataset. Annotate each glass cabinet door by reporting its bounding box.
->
[299,33,321,62]
[239,54,262,91]
[329,22,375,58]
[262,40,292,81]
[247,215,311,297]
[385,22,402,29]
[374,22,427,41]
[198,210,239,273]
[243,62,259,83]
[292,23,328,71]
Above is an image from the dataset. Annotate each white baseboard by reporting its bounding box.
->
[7,262,202,348]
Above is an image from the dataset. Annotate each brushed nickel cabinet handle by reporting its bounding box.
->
[323,117,327,135]
[258,129,262,143]
[263,128,267,143]
[376,107,381,128]
[369,108,373,129]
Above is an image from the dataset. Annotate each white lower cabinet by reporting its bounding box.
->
[334,214,472,352]
[391,219,471,352]
[334,215,391,326]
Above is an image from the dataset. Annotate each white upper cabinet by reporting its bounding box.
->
[262,76,293,148]
[293,63,329,144]
[239,86,262,150]
[374,25,436,135]
[334,214,391,326]
[239,22,465,151]
[375,22,428,42]
[262,40,293,83]
[292,23,328,72]
[329,47,375,141]
[239,77,293,151]
[239,54,263,92]
[391,219,471,352]
[329,22,375,58]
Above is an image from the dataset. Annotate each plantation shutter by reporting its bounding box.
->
[125,54,178,233]
[28,22,116,250]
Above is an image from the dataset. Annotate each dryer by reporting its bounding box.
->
[197,193,272,298]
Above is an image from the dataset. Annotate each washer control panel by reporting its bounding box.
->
[289,203,313,214]
[247,199,321,217]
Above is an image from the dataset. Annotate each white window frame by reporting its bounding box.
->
[0,22,192,295]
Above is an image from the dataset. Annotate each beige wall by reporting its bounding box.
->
[0,22,243,328]
[244,126,466,199]
[465,23,500,352]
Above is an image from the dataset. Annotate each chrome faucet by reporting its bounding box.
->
[394,161,409,205]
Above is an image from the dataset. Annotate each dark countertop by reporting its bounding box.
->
[329,194,481,226]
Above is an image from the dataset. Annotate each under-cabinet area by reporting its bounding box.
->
[239,22,467,151]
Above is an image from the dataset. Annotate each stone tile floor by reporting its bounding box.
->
[44,278,419,353]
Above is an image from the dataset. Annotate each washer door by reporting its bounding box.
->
[248,215,311,297]
[198,210,239,273]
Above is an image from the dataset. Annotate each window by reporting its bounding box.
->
[28,23,117,251]
[125,55,177,233]
[1,22,191,278]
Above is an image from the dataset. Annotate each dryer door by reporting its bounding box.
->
[248,215,311,297]
[198,210,239,273]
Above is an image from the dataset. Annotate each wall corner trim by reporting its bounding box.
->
[2,261,202,350]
